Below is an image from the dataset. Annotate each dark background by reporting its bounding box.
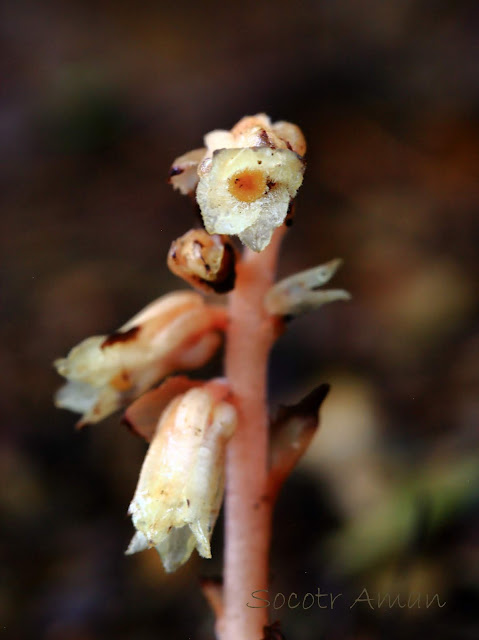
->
[1,1,478,638]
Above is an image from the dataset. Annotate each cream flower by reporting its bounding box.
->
[197,146,304,252]
[54,291,226,426]
[168,114,306,252]
[126,384,237,572]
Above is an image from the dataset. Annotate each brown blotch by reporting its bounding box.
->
[110,370,132,392]
[228,169,267,203]
[187,499,190,507]
[258,128,273,147]
[101,326,140,349]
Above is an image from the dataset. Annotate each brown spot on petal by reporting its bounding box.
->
[228,169,267,203]
[110,370,132,392]
[101,326,140,349]
[259,128,273,146]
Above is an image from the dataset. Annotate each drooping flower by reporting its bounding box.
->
[168,114,306,252]
[126,382,237,572]
[54,291,226,426]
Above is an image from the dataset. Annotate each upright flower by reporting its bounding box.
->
[169,114,306,252]
[126,383,237,572]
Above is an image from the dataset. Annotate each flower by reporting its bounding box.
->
[126,383,237,572]
[54,291,226,426]
[168,114,306,252]
[167,229,237,294]
[197,146,304,252]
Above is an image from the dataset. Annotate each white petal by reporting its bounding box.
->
[127,388,236,572]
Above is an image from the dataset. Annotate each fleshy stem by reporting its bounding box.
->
[221,227,286,640]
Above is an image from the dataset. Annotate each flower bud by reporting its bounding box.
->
[54,292,225,425]
[168,229,236,294]
[126,385,237,572]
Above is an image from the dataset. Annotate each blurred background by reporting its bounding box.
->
[1,1,478,638]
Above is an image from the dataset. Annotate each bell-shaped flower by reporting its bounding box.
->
[126,382,237,572]
[168,114,306,252]
[54,291,226,426]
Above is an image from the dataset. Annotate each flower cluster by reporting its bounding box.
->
[54,114,349,574]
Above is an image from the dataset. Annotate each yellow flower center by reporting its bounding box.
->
[228,169,266,203]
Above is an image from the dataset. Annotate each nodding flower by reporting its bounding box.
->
[126,382,237,572]
[54,291,226,426]
[168,114,306,252]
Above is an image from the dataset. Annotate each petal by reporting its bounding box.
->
[123,376,201,441]
[168,148,206,195]
[154,526,197,573]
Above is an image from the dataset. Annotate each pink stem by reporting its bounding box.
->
[222,228,285,640]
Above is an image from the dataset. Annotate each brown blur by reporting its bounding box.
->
[1,1,478,639]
